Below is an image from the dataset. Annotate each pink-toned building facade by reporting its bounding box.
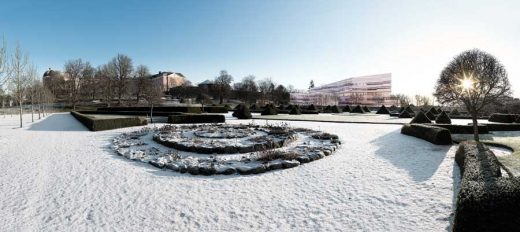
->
[290,73,394,106]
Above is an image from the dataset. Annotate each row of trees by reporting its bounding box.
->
[0,39,55,127]
[46,54,163,110]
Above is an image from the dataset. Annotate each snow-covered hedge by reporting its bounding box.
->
[167,114,225,124]
[400,124,452,145]
[481,123,520,131]
[428,124,489,134]
[71,111,147,131]
[98,106,203,114]
[488,113,518,123]
[454,141,520,232]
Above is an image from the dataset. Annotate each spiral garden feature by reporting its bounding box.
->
[113,123,341,175]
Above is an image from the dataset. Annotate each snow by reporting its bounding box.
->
[0,112,460,231]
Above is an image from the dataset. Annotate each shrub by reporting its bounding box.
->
[363,106,371,112]
[71,111,147,131]
[405,106,414,114]
[250,103,258,110]
[324,105,332,113]
[482,123,520,131]
[389,105,398,111]
[261,104,278,115]
[343,105,352,112]
[289,106,302,115]
[450,108,461,116]
[488,113,518,123]
[97,106,202,114]
[398,110,413,118]
[435,111,452,124]
[410,111,431,124]
[232,104,252,119]
[425,110,436,120]
[168,114,225,124]
[400,124,452,145]
[453,141,520,232]
[329,105,342,113]
[350,105,365,113]
[256,150,300,162]
[376,105,390,114]
[307,104,317,111]
[429,107,439,115]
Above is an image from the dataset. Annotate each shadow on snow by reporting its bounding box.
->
[27,113,89,131]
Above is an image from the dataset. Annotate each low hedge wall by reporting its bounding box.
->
[481,123,520,131]
[400,124,452,145]
[79,110,172,116]
[71,111,147,131]
[202,106,228,113]
[98,106,202,114]
[488,113,518,123]
[167,114,225,124]
[428,124,489,134]
[453,141,520,232]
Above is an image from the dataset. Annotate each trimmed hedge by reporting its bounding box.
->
[398,110,413,118]
[425,110,436,120]
[400,124,452,145]
[351,105,365,113]
[410,111,431,124]
[202,106,228,113]
[453,141,520,232]
[71,111,147,131]
[307,104,318,111]
[376,105,390,114]
[329,105,342,113]
[78,110,173,116]
[488,113,518,123]
[429,124,489,134]
[429,107,439,115]
[289,106,302,115]
[97,106,202,114]
[363,106,371,113]
[343,105,352,112]
[435,111,451,124]
[233,104,252,119]
[168,114,225,124]
[261,104,278,115]
[450,108,461,116]
[481,123,520,131]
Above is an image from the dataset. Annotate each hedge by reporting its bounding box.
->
[289,106,302,115]
[351,105,365,113]
[363,106,371,113]
[343,105,352,112]
[71,111,147,131]
[376,105,390,114]
[480,123,520,131]
[488,113,518,123]
[261,104,278,115]
[453,141,520,232]
[425,110,436,120]
[429,124,489,134]
[168,114,225,124]
[97,106,202,114]
[398,110,413,118]
[78,110,173,116]
[435,111,451,124]
[329,105,342,113]
[202,106,228,113]
[400,124,452,145]
[410,111,431,124]
[233,104,252,119]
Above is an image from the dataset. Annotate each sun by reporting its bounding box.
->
[459,74,474,91]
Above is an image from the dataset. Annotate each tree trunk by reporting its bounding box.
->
[19,99,23,128]
[471,111,479,142]
[150,104,153,124]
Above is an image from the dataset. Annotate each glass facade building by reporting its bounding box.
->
[290,73,394,106]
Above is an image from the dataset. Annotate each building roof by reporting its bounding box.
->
[150,71,185,79]
[198,80,213,85]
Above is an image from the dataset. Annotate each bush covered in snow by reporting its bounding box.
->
[401,124,452,145]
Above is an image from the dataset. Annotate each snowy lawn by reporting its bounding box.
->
[0,113,460,231]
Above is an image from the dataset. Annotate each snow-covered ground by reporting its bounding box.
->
[0,113,460,231]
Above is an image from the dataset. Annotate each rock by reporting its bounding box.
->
[178,164,188,173]
[296,155,310,163]
[281,160,300,168]
[187,166,200,175]
[267,161,283,170]
[199,166,217,176]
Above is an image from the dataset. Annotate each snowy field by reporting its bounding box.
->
[0,113,460,231]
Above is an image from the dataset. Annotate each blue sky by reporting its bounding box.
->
[1,0,519,97]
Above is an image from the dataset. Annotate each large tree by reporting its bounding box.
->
[9,44,29,128]
[110,54,133,105]
[134,64,150,104]
[213,70,233,104]
[434,49,511,141]
[0,37,9,87]
[64,58,88,110]
[96,64,115,107]
[233,75,258,104]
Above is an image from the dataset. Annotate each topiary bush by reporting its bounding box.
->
[429,107,439,115]
[398,110,413,118]
[400,124,452,145]
[289,106,302,115]
[410,111,431,124]
[261,104,278,115]
[425,110,436,120]
[307,104,317,111]
[435,111,452,124]
[232,104,252,119]
[376,105,390,114]
[330,105,342,113]
[453,141,520,232]
[405,106,414,114]
[488,113,518,123]
[343,105,352,112]
[168,114,226,124]
[363,106,371,112]
[450,108,461,116]
[351,105,365,113]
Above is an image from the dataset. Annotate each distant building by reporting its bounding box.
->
[150,71,186,92]
[197,79,214,89]
[290,73,394,106]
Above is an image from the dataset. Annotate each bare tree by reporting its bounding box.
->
[80,62,96,101]
[391,93,411,106]
[9,43,29,128]
[258,78,275,105]
[434,49,511,141]
[349,92,364,105]
[213,70,233,104]
[0,37,9,87]
[142,78,163,123]
[97,64,115,107]
[26,64,38,122]
[64,59,87,110]
[134,64,150,104]
[110,54,133,105]
[233,75,258,104]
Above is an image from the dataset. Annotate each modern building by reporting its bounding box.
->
[290,73,394,106]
